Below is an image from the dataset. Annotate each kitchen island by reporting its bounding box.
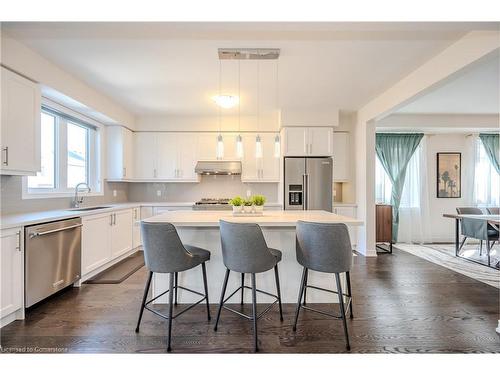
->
[144,210,363,303]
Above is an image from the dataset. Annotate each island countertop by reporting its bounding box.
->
[143,209,363,227]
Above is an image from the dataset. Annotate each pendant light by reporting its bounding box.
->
[216,60,224,159]
[273,59,281,158]
[235,59,244,159]
[255,59,263,159]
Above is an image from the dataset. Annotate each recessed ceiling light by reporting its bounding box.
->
[213,95,239,109]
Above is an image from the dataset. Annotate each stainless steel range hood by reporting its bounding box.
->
[195,161,242,175]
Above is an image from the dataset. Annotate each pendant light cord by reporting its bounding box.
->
[218,59,222,133]
[238,59,241,133]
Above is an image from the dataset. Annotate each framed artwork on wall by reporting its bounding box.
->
[436,152,461,198]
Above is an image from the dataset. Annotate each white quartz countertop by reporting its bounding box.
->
[144,210,363,228]
[0,201,283,230]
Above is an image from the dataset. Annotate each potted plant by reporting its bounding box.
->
[251,195,266,213]
[229,196,243,213]
[243,198,254,213]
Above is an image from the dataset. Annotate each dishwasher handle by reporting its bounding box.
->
[29,223,83,238]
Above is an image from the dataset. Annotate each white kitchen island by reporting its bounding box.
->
[143,210,363,303]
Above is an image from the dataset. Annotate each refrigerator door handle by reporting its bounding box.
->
[303,173,308,210]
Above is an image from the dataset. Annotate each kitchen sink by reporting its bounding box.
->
[68,206,111,211]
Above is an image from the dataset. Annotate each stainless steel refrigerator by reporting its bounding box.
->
[284,157,333,212]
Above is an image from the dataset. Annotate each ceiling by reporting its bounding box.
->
[3,22,498,117]
[396,51,500,115]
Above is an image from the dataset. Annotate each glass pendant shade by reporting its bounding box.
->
[216,134,224,159]
[255,135,263,158]
[274,134,281,158]
[236,134,244,158]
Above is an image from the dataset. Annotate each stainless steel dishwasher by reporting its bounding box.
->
[25,217,82,308]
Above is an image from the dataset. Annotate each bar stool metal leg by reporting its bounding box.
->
[167,272,175,352]
[293,267,308,331]
[303,268,308,306]
[174,272,178,305]
[135,271,153,333]
[251,273,258,352]
[346,271,353,319]
[214,268,230,331]
[240,273,245,305]
[335,273,350,351]
[274,265,284,321]
[201,262,211,321]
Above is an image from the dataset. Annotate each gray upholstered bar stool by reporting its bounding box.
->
[293,221,354,350]
[214,220,284,352]
[135,222,211,352]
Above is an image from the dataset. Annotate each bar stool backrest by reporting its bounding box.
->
[141,222,200,273]
[219,220,277,273]
[296,221,353,273]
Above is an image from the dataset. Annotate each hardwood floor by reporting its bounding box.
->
[1,249,499,353]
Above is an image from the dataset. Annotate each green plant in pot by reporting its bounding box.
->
[243,198,254,213]
[229,196,244,213]
[251,195,266,213]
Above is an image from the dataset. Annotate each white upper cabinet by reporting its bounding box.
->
[332,132,350,182]
[133,132,157,179]
[156,133,178,179]
[241,133,280,182]
[107,126,134,180]
[282,127,333,156]
[283,127,308,156]
[1,67,41,175]
[308,127,333,156]
[176,134,198,180]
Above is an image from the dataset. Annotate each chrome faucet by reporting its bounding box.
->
[72,182,91,208]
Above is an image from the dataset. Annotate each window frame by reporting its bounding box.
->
[23,99,104,199]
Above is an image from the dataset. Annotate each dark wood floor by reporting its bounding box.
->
[1,249,499,353]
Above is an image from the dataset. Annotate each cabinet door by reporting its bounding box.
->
[111,209,133,258]
[0,228,23,317]
[177,134,198,180]
[132,207,142,249]
[241,134,259,181]
[332,132,349,181]
[156,133,177,179]
[133,133,157,179]
[1,67,41,175]
[123,128,134,179]
[222,133,237,160]
[283,127,307,156]
[308,127,333,156]
[82,213,112,275]
[260,133,280,182]
[197,133,218,160]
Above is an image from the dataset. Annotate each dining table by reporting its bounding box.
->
[443,213,500,268]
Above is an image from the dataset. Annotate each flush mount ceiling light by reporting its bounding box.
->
[213,95,239,109]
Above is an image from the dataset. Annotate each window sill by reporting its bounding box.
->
[22,191,104,200]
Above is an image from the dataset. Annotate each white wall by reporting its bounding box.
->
[425,134,475,242]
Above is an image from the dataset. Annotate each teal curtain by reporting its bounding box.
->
[376,133,423,243]
[479,133,500,174]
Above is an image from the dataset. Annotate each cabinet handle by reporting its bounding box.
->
[110,214,114,226]
[134,209,138,220]
[123,167,126,177]
[2,146,8,166]
[16,230,21,251]
[113,213,116,225]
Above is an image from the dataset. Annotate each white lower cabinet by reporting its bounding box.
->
[81,212,112,275]
[81,208,134,278]
[132,207,142,249]
[0,227,24,326]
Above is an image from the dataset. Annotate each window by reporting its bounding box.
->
[375,143,421,208]
[474,138,499,206]
[26,106,101,198]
